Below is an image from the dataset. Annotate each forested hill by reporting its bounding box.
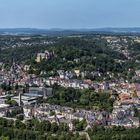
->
[0,34,139,80]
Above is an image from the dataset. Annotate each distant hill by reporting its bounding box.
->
[1,27,140,35]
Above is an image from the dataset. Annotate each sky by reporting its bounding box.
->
[0,0,140,29]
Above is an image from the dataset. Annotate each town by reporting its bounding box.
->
[0,34,140,140]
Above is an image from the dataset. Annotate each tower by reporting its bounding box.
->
[19,92,22,106]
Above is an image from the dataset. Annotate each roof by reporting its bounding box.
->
[0,104,9,108]
[24,93,43,97]
[135,84,140,91]
[12,95,37,101]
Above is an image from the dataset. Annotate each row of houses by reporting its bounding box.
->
[23,103,109,130]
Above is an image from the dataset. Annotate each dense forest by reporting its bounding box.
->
[88,125,140,140]
[0,117,85,140]
[0,117,139,140]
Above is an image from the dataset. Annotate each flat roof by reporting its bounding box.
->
[24,93,43,97]
[12,95,37,101]
[0,104,9,108]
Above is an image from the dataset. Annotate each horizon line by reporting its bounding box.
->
[0,27,140,30]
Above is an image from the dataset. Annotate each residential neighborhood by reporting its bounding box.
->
[0,34,140,140]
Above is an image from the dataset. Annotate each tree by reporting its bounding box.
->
[51,122,58,133]
[73,119,87,131]
[16,114,24,120]
[59,123,69,132]
[15,120,26,129]
[15,83,19,90]
[1,136,10,140]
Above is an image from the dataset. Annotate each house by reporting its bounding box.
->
[24,65,30,71]
[129,117,140,127]
[74,70,80,77]
[23,105,33,119]
[131,83,140,98]
[0,104,9,117]
[135,70,140,77]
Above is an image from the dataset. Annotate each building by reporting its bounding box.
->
[28,87,52,97]
[11,95,38,105]
[0,103,10,117]
[35,50,51,63]
[74,70,80,77]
